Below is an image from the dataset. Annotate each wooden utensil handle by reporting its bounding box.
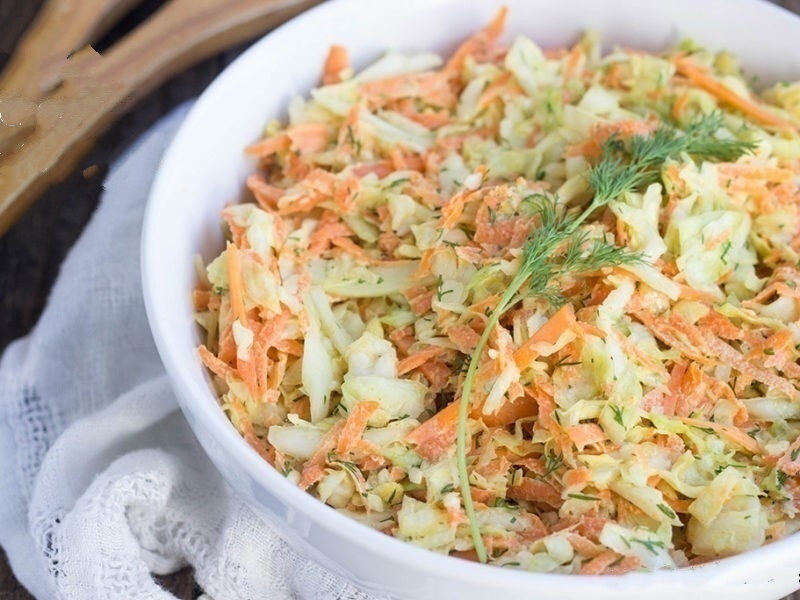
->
[0,0,145,96]
[0,0,319,235]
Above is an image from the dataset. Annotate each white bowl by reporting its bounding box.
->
[142,0,800,597]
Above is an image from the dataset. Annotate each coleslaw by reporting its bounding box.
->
[194,8,800,574]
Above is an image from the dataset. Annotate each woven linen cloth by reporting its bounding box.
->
[0,104,386,600]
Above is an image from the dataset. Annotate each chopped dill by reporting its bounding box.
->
[720,240,732,264]
[436,274,453,301]
[543,452,563,478]
[568,493,601,501]
[632,538,666,555]
[388,177,409,189]
[610,405,625,428]
[657,503,677,519]
[554,356,582,368]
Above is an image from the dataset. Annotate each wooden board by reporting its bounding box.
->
[2,0,800,598]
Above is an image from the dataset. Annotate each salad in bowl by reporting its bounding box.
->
[192,7,800,575]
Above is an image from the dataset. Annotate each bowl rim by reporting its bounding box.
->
[142,0,800,591]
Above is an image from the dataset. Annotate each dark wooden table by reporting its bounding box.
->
[3,0,800,598]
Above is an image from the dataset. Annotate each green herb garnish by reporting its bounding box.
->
[454,113,753,564]
[436,274,454,302]
[657,503,677,519]
[720,240,732,264]
[554,355,582,368]
[567,493,601,501]
[543,452,563,478]
[777,470,789,488]
[388,177,409,189]
[610,405,625,428]
[692,425,716,435]
[632,538,666,555]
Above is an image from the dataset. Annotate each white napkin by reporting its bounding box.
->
[0,104,384,600]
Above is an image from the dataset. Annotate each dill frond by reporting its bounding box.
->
[564,237,642,273]
[455,194,642,563]
[629,126,687,166]
[517,200,641,304]
[589,112,756,207]
[683,115,758,162]
[457,112,747,563]
[587,155,646,208]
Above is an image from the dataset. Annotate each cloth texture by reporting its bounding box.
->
[0,104,383,600]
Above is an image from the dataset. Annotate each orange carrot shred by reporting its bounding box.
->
[674,57,797,132]
[322,44,350,85]
[226,242,247,323]
[397,345,448,375]
[337,401,379,455]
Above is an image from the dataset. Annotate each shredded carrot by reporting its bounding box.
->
[679,416,760,454]
[406,401,459,461]
[246,133,290,158]
[565,120,657,159]
[406,287,434,315]
[330,236,372,263]
[309,218,352,256]
[444,7,507,77]
[361,72,456,109]
[228,398,273,463]
[717,163,794,182]
[419,359,452,392]
[564,44,584,81]
[226,242,247,323]
[579,550,620,575]
[198,345,234,379]
[672,91,690,121]
[507,477,562,508]
[337,401,379,455]
[322,44,350,85]
[703,332,799,401]
[397,345,448,375]
[300,420,346,489]
[287,122,333,156]
[513,304,577,368]
[481,393,538,427]
[603,555,642,575]
[565,423,607,451]
[447,324,481,354]
[246,173,284,209]
[674,57,797,132]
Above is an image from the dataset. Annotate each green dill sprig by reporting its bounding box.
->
[454,112,753,564]
[587,112,755,218]
[455,195,640,563]
[517,194,642,306]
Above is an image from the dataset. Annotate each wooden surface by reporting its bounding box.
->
[2,0,800,598]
